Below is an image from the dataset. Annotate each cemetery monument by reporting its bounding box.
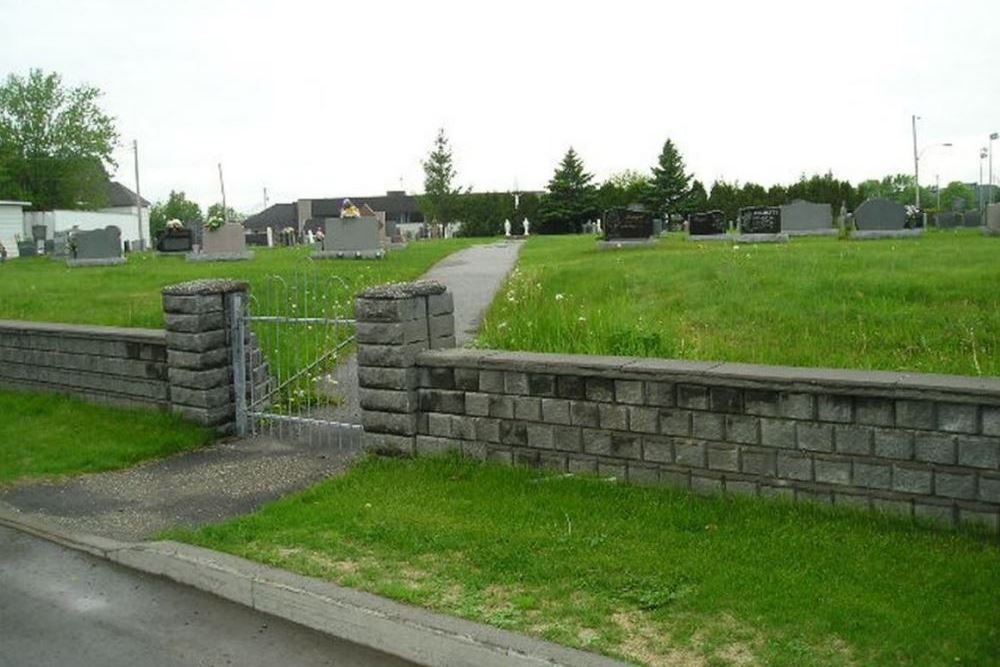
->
[737,206,788,243]
[850,198,922,240]
[187,222,253,262]
[985,203,1000,236]
[313,215,385,259]
[686,210,728,241]
[780,200,836,236]
[67,225,126,267]
[598,207,656,249]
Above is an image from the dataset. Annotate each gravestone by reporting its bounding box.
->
[737,206,788,244]
[851,198,921,239]
[31,225,47,242]
[686,210,728,241]
[187,223,253,262]
[68,226,125,267]
[963,211,981,228]
[157,227,194,253]
[936,211,961,228]
[313,216,384,259]
[598,208,655,249]
[984,203,1000,236]
[780,200,835,236]
[17,241,37,257]
[51,230,73,259]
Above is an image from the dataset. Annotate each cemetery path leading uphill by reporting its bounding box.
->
[0,240,523,541]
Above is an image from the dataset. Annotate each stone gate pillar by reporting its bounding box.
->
[355,281,455,454]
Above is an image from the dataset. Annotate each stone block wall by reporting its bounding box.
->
[0,320,168,408]
[356,283,1000,532]
[0,280,269,433]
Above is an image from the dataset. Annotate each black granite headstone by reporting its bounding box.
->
[156,227,194,252]
[738,207,782,234]
[603,208,653,240]
[689,210,726,235]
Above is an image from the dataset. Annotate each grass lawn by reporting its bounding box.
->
[0,239,480,328]
[166,456,1000,667]
[477,229,1000,377]
[0,389,212,484]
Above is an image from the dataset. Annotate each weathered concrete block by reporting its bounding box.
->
[644,381,675,407]
[598,461,626,480]
[419,389,465,414]
[760,418,796,449]
[741,449,776,476]
[167,366,230,390]
[358,366,418,391]
[427,292,454,316]
[835,425,873,455]
[707,444,739,472]
[855,398,894,426]
[479,370,504,393]
[355,297,426,323]
[745,389,779,416]
[817,394,853,423]
[428,313,455,340]
[660,409,692,436]
[171,403,232,428]
[454,368,480,392]
[853,461,891,490]
[779,392,815,420]
[465,392,490,417]
[627,464,660,486]
[598,404,628,431]
[567,456,598,475]
[957,436,1000,469]
[513,396,541,421]
[710,386,743,413]
[541,398,571,424]
[475,418,501,443]
[674,440,706,468]
[527,373,556,397]
[355,320,427,346]
[427,413,452,437]
[892,465,932,495]
[165,330,228,353]
[628,406,659,434]
[359,388,417,413]
[361,411,417,436]
[609,433,640,459]
[362,432,414,456]
[914,433,956,464]
[872,497,912,517]
[896,400,935,430]
[462,440,487,460]
[163,311,226,333]
[615,380,644,404]
[553,425,582,452]
[691,474,723,495]
[642,435,672,463]
[874,429,914,460]
[415,435,460,456]
[937,403,979,434]
[162,293,224,315]
[526,423,555,449]
[777,452,812,481]
[676,384,709,409]
[488,395,514,419]
[983,407,1000,437]
[556,375,586,399]
[980,475,1000,503]
[421,367,455,389]
[357,342,427,368]
[499,421,528,446]
[814,458,851,485]
[170,385,232,409]
[569,401,600,428]
[585,377,615,402]
[692,411,725,440]
[796,422,833,452]
[725,415,759,444]
[503,371,529,395]
[582,429,612,456]
[934,471,976,500]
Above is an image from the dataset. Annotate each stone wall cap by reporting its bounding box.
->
[0,319,166,343]
[162,279,250,296]
[358,280,446,300]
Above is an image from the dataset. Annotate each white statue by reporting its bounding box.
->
[523,218,530,236]
[504,219,511,237]
[596,218,602,234]
[305,229,315,244]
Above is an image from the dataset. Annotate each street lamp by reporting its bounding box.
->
[990,132,998,205]
[981,148,989,211]
[911,116,953,215]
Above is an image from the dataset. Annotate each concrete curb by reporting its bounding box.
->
[0,503,630,667]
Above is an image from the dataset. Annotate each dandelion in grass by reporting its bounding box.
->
[555,293,565,301]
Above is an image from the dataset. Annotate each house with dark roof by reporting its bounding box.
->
[244,191,425,237]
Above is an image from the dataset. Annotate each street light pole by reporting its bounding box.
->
[912,115,920,210]
[980,148,988,211]
[990,132,998,205]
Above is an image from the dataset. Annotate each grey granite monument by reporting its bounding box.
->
[313,216,384,259]
[187,223,253,262]
[780,200,836,236]
[686,210,729,241]
[984,203,1000,236]
[850,198,921,240]
[67,226,125,267]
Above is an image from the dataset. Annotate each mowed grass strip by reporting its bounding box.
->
[166,456,1000,666]
[0,389,212,484]
[477,229,1000,376]
[0,239,480,328]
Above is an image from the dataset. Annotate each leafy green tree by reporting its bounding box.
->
[937,181,978,212]
[538,148,598,234]
[419,128,463,224]
[0,69,118,210]
[642,139,691,219]
[596,170,650,213]
[149,190,202,239]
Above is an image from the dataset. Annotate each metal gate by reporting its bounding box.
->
[231,273,363,448]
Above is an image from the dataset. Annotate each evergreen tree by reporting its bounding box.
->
[419,128,462,223]
[538,148,598,234]
[643,139,691,219]
[684,179,708,214]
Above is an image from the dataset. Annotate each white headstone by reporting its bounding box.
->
[266,227,274,247]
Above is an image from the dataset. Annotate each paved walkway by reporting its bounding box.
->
[0,240,523,541]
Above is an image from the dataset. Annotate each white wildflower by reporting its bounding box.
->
[555,293,565,301]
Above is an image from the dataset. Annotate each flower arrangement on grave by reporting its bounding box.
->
[204,211,226,232]
[166,218,184,230]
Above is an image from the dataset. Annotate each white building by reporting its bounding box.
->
[20,182,151,252]
[0,200,32,258]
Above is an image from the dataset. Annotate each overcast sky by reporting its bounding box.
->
[2,0,998,212]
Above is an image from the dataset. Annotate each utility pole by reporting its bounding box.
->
[133,140,145,248]
[912,115,920,211]
[990,132,998,205]
[263,187,268,210]
[980,149,987,211]
[935,174,940,210]
[218,163,228,224]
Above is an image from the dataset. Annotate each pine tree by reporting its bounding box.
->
[643,139,691,219]
[538,148,598,234]
[419,128,462,223]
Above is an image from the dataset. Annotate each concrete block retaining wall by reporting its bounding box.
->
[357,282,1000,532]
[0,280,269,433]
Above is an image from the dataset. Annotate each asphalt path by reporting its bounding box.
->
[0,525,415,667]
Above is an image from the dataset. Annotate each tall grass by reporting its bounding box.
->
[477,230,1000,376]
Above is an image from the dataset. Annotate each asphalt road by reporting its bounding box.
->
[0,525,416,667]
